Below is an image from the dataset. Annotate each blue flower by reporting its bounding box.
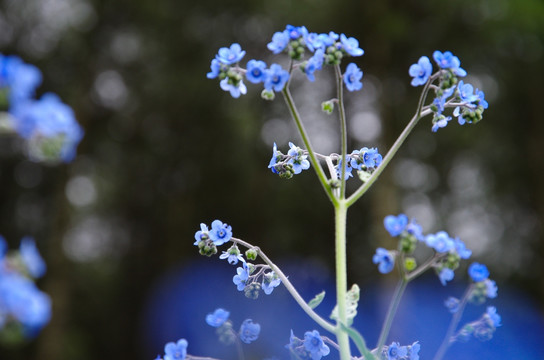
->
[239,319,260,344]
[439,268,454,286]
[405,219,424,241]
[409,56,432,86]
[484,279,498,299]
[468,262,489,282]
[219,244,244,265]
[10,93,84,163]
[476,89,488,109]
[233,262,249,291]
[336,158,353,179]
[304,330,330,360]
[0,271,51,336]
[457,81,479,104]
[164,338,188,360]
[431,115,452,132]
[193,223,209,245]
[268,142,282,174]
[319,32,339,47]
[19,237,46,278]
[246,60,268,84]
[219,78,247,98]
[432,50,466,76]
[350,147,382,170]
[205,308,230,327]
[304,48,324,82]
[267,30,290,54]
[373,248,395,274]
[286,25,308,40]
[339,34,364,57]
[343,63,363,92]
[262,271,281,295]
[432,86,455,116]
[206,59,221,79]
[216,43,246,65]
[408,341,420,360]
[264,64,289,92]
[383,214,408,237]
[425,231,454,253]
[209,220,232,246]
[304,32,324,52]
[485,306,501,327]
[444,296,460,313]
[287,142,310,174]
[453,237,472,259]
[0,54,42,106]
[386,342,407,360]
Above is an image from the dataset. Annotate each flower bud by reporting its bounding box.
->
[261,89,275,101]
[321,100,335,115]
[245,248,258,261]
[244,282,261,300]
[404,257,417,271]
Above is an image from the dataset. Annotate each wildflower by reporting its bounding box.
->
[439,268,454,286]
[485,306,501,327]
[164,338,188,360]
[208,220,232,246]
[444,296,460,313]
[193,223,209,245]
[304,330,330,360]
[19,237,46,278]
[246,60,267,84]
[383,214,408,237]
[339,34,364,57]
[373,248,395,274]
[304,48,324,82]
[219,78,247,98]
[407,341,420,360]
[425,231,454,253]
[262,271,281,295]
[432,50,466,76]
[264,64,289,92]
[205,308,230,327]
[219,244,244,265]
[386,342,407,360]
[239,319,260,344]
[206,59,221,79]
[343,63,363,92]
[216,43,246,65]
[336,158,353,179]
[409,56,432,86]
[484,278,498,299]
[287,142,310,174]
[0,54,42,106]
[233,262,250,291]
[468,262,489,282]
[267,30,290,54]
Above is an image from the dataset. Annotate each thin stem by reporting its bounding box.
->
[334,64,348,199]
[346,74,436,208]
[230,237,336,334]
[334,201,352,360]
[234,335,245,360]
[433,284,474,360]
[405,253,443,282]
[375,278,408,352]
[282,87,337,205]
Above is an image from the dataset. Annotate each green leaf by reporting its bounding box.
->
[308,290,326,309]
[330,284,360,326]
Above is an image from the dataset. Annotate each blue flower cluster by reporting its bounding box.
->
[337,147,383,180]
[381,341,420,360]
[205,308,261,345]
[408,51,488,132]
[376,214,472,286]
[207,25,366,98]
[455,306,501,343]
[287,329,331,360]
[0,53,84,163]
[193,220,282,298]
[0,236,51,340]
[268,142,311,179]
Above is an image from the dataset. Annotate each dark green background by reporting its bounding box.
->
[0,0,543,359]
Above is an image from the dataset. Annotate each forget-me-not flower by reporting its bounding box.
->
[468,262,489,282]
[373,248,395,274]
[409,56,432,86]
[239,319,260,344]
[304,330,330,360]
[164,338,188,360]
[264,64,289,92]
[216,43,246,65]
[246,60,267,84]
[205,308,230,327]
[343,63,363,92]
[208,220,232,246]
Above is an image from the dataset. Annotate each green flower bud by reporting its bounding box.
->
[404,257,417,272]
[216,321,236,345]
[245,248,258,261]
[244,282,261,300]
[198,240,217,257]
[321,100,335,115]
[261,89,275,101]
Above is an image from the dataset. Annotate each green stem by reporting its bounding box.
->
[433,284,474,360]
[334,200,352,360]
[282,87,337,205]
[334,64,348,199]
[375,278,408,352]
[230,237,336,334]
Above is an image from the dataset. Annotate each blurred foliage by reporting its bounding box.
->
[0,0,543,359]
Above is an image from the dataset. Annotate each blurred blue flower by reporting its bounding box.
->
[373,248,395,274]
[267,30,290,54]
[0,54,42,106]
[383,214,408,237]
[468,262,489,282]
[264,64,289,92]
[239,319,260,344]
[439,268,454,286]
[164,338,188,360]
[304,330,330,360]
[216,43,245,65]
[340,34,364,57]
[205,308,230,327]
[19,236,46,278]
[343,63,363,92]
